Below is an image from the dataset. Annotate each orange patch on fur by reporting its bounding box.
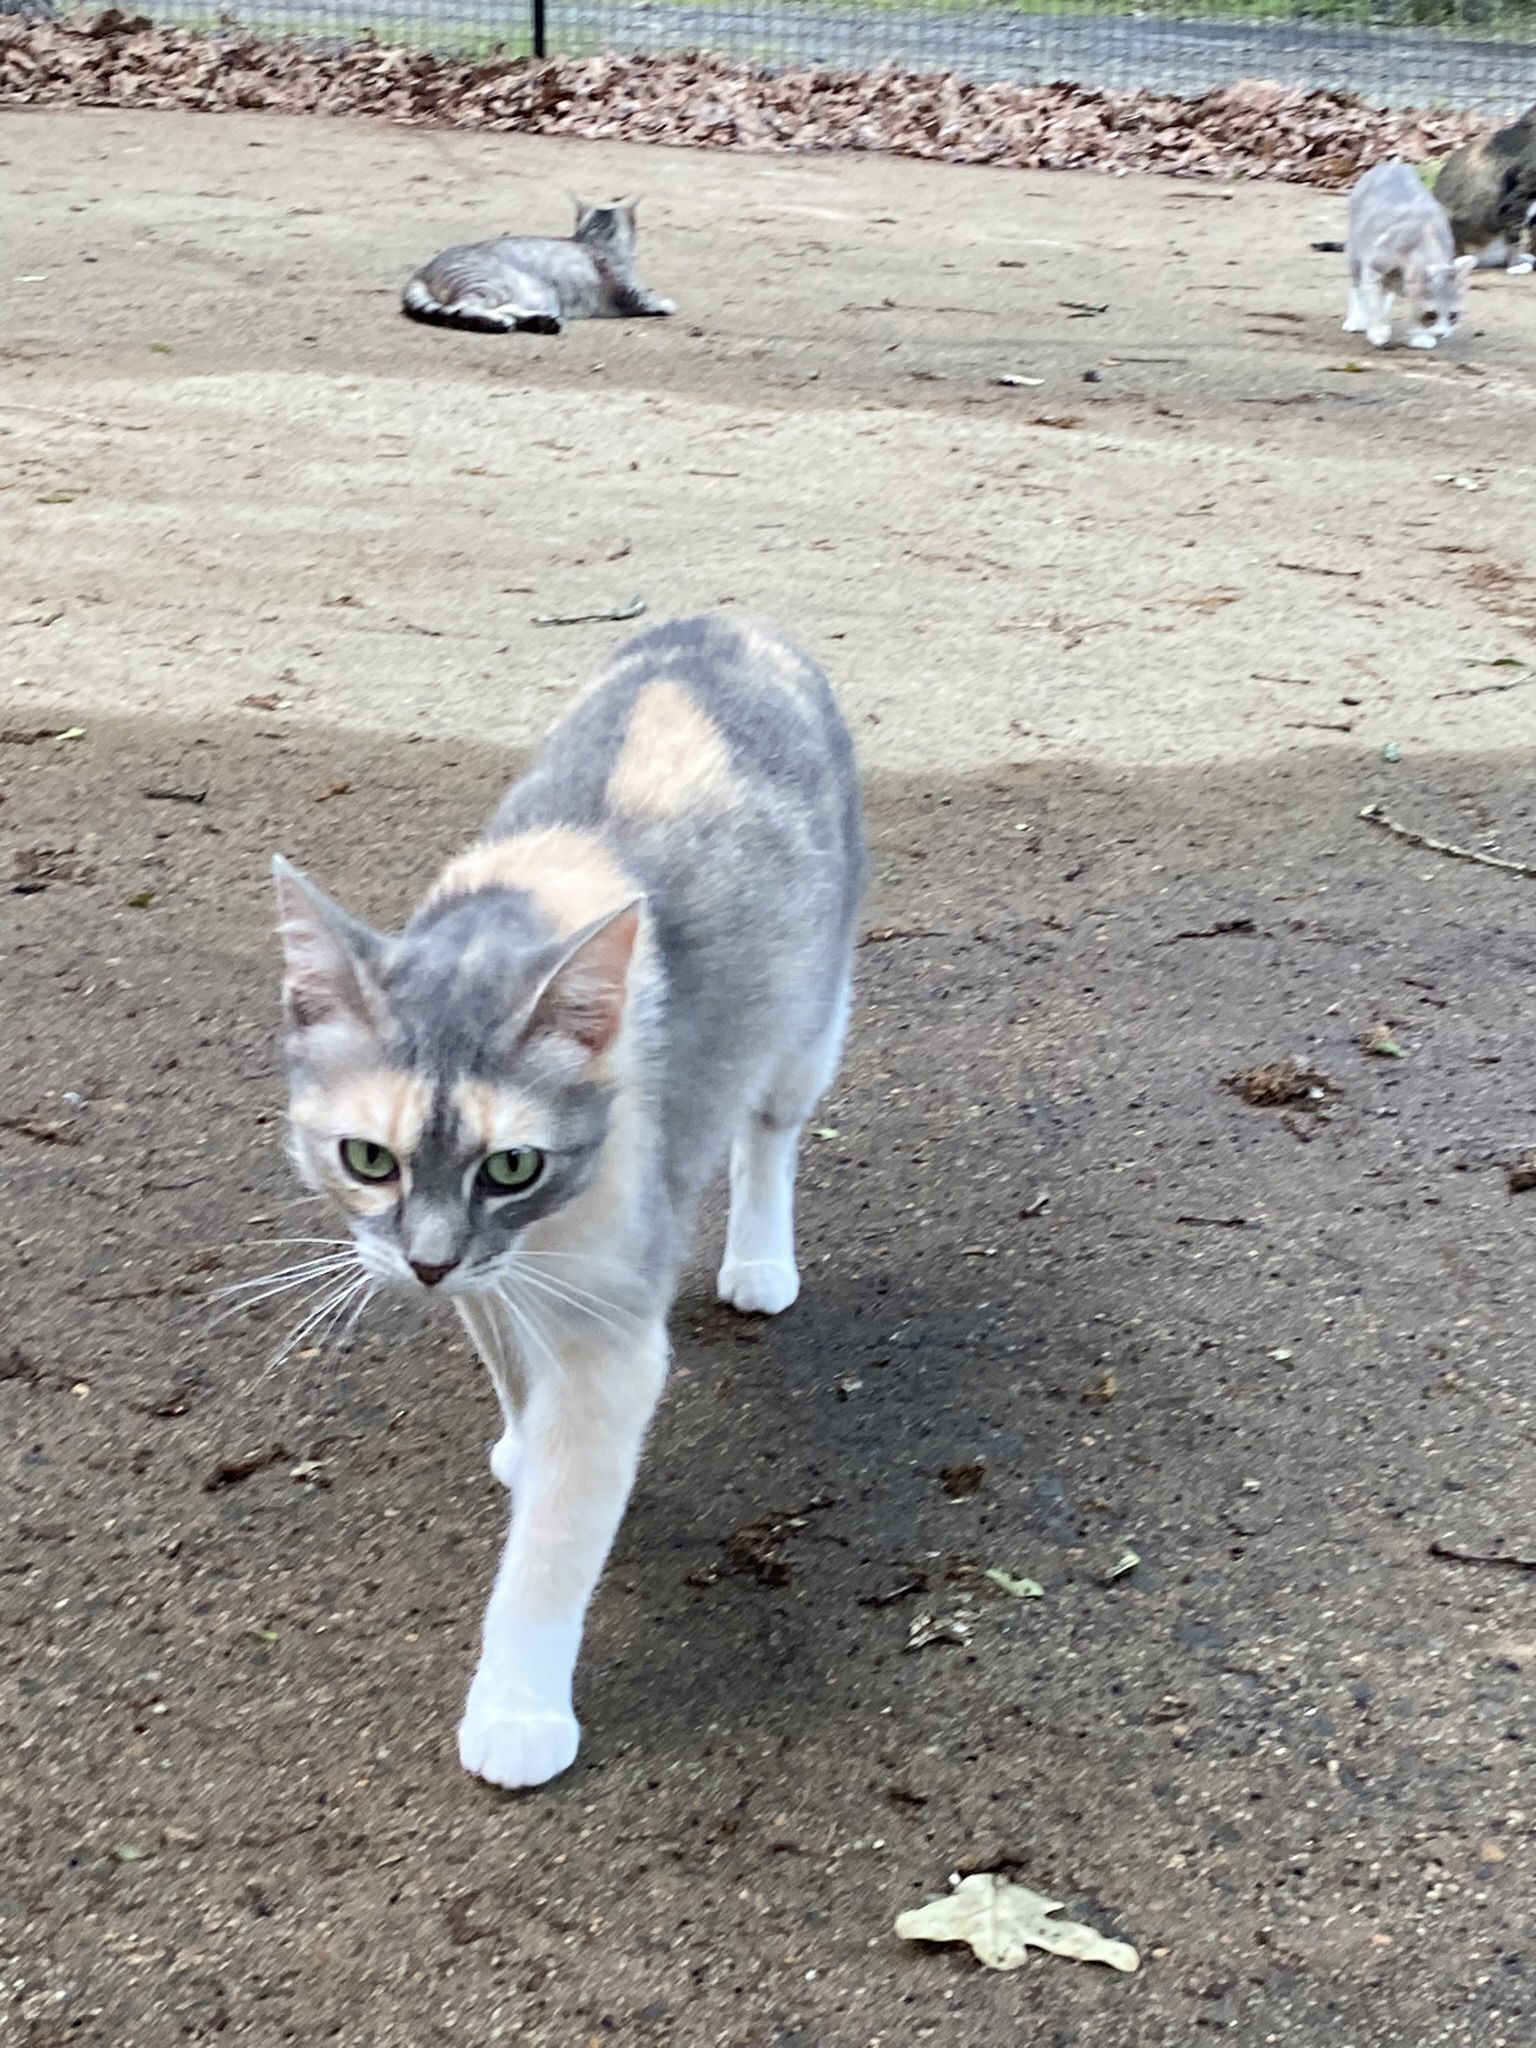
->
[450,1078,551,1156]
[607,679,741,817]
[430,826,635,940]
[291,1068,432,1214]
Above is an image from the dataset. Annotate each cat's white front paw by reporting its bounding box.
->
[717,1257,800,1315]
[1509,254,1535,275]
[1407,330,1437,349]
[1366,324,1392,348]
[489,1428,521,1489]
[652,298,677,316]
[459,1698,579,1788]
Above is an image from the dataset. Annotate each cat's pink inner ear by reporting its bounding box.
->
[533,900,643,1056]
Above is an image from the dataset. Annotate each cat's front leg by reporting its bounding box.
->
[458,1317,668,1790]
[1362,272,1394,349]
[454,1295,524,1489]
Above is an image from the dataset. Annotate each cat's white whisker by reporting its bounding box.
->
[507,1261,637,1340]
[493,1281,562,1383]
[269,1273,373,1368]
[211,1253,357,1301]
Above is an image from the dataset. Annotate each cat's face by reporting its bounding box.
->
[1408,254,1476,341]
[272,858,640,1296]
[573,198,638,257]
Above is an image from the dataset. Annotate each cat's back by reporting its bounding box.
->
[1352,159,1431,221]
[488,614,862,922]
[412,233,594,297]
[1438,107,1536,240]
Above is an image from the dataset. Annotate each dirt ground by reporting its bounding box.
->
[4,108,1536,2048]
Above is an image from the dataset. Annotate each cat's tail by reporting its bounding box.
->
[401,277,524,333]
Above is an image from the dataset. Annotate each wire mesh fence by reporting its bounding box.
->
[47,0,1536,112]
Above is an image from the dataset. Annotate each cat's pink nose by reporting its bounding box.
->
[410,1258,458,1289]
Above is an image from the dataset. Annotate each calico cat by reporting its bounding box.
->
[402,198,674,335]
[270,615,862,1788]
[1344,160,1474,350]
[1435,106,1536,275]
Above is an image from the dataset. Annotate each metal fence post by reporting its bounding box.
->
[532,0,546,58]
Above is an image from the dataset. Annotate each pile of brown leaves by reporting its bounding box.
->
[0,11,1489,186]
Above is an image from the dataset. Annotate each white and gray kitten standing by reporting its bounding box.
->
[270,616,862,1788]
[402,198,674,335]
[1344,160,1474,349]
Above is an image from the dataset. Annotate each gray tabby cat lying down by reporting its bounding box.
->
[402,198,674,334]
[1344,160,1473,350]
[270,615,862,1788]
[1435,106,1536,275]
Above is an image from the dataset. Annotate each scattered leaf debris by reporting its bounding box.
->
[1224,1061,1334,1107]
[895,1872,1139,1973]
[1362,1023,1406,1058]
[906,1610,975,1650]
[983,1568,1044,1599]
[1507,1162,1536,1195]
[1104,1547,1141,1583]
[0,24,1491,196]
[939,1459,986,1499]
[718,1494,836,1586]
[202,1443,290,1493]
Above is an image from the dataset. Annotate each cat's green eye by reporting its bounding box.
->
[478,1147,544,1195]
[340,1138,400,1184]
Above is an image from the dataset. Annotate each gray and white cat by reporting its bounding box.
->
[402,198,675,335]
[1435,106,1536,275]
[1344,159,1474,349]
[270,615,862,1788]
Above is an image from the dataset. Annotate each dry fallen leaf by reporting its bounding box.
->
[1363,1023,1406,1058]
[895,1873,1139,1973]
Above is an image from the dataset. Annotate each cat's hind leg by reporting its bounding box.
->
[502,273,563,334]
[717,975,851,1317]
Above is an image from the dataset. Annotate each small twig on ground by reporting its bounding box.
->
[203,1443,290,1493]
[1159,918,1258,944]
[0,1116,80,1146]
[1429,1540,1536,1572]
[532,598,646,628]
[1277,561,1362,579]
[1434,672,1536,701]
[142,787,208,804]
[1176,1214,1257,1228]
[861,926,947,945]
[1359,802,1536,879]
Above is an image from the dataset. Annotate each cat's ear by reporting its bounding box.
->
[271,856,389,1050]
[1455,253,1478,276]
[527,898,643,1059]
[571,194,593,231]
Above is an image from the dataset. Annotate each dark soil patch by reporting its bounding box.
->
[3,719,1535,2044]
